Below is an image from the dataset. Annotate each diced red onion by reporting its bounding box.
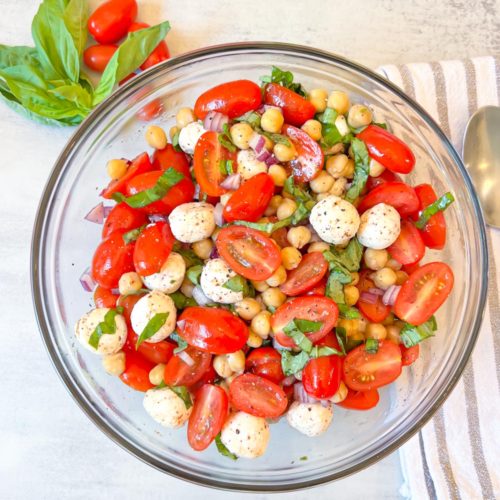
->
[220,173,241,190]
[210,246,220,259]
[203,111,229,132]
[103,206,113,218]
[264,154,278,167]
[382,285,401,306]
[249,133,265,153]
[148,214,169,223]
[360,291,379,304]
[282,375,296,387]
[256,148,272,162]
[272,337,291,351]
[368,287,385,296]
[177,350,195,367]
[213,203,225,227]
[194,183,201,200]
[79,268,96,292]
[293,383,319,404]
[192,286,212,306]
[84,202,105,224]
[111,288,120,295]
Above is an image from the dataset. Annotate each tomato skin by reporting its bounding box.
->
[216,225,282,281]
[83,44,118,72]
[336,388,380,410]
[126,329,176,365]
[93,286,118,308]
[365,169,402,191]
[394,262,454,325]
[229,373,288,418]
[223,173,274,223]
[280,252,328,296]
[178,307,249,354]
[117,292,145,325]
[356,271,390,323]
[163,346,212,387]
[357,125,415,174]
[133,221,175,276]
[401,344,420,366]
[302,354,342,399]
[245,347,285,384]
[388,219,425,266]
[264,83,316,126]
[343,340,402,392]
[282,124,324,182]
[128,22,170,70]
[88,0,137,44]
[272,296,339,349]
[188,384,229,451]
[102,202,148,239]
[151,144,190,178]
[120,349,155,392]
[194,80,262,119]
[305,277,327,296]
[358,182,419,217]
[188,365,217,395]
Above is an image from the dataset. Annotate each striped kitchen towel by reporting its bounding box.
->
[377,57,500,500]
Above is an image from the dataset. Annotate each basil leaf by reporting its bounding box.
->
[318,108,343,148]
[170,333,188,354]
[88,308,121,349]
[325,273,346,304]
[257,128,291,147]
[310,345,344,358]
[323,238,363,272]
[215,433,238,460]
[335,330,347,355]
[63,0,88,57]
[173,244,203,268]
[415,192,455,229]
[169,385,193,409]
[172,129,182,151]
[121,288,149,297]
[374,122,388,130]
[0,45,40,70]
[345,138,370,202]
[283,176,313,203]
[260,66,307,97]
[365,338,379,353]
[400,317,437,347]
[48,83,92,112]
[218,123,237,153]
[282,319,323,352]
[122,224,146,244]
[223,275,246,292]
[338,304,361,319]
[136,313,169,348]
[294,318,322,333]
[169,292,197,310]
[280,350,310,376]
[235,110,261,128]
[155,380,167,389]
[186,265,203,285]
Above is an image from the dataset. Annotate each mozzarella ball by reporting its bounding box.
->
[357,203,401,249]
[310,195,360,245]
[75,308,127,355]
[143,252,186,294]
[220,412,270,458]
[200,258,244,304]
[143,387,192,428]
[237,150,267,180]
[178,121,206,155]
[169,202,216,243]
[286,401,333,437]
[130,291,176,343]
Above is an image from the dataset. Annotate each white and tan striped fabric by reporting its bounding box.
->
[377,57,500,500]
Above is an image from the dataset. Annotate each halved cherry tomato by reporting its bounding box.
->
[128,22,170,70]
[394,262,454,325]
[119,349,155,392]
[178,307,249,354]
[137,98,164,122]
[302,354,342,399]
[88,0,137,44]
[93,286,118,308]
[356,270,390,323]
[91,230,135,288]
[401,344,420,366]
[388,220,425,266]
[264,83,316,127]
[163,346,212,387]
[188,384,229,451]
[403,262,421,275]
[357,125,415,174]
[305,277,327,296]
[245,347,285,384]
[83,44,118,72]
[343,340,402,391]
[194,80,262,119]
[126,329,176,365]
[117,292,145,325]
[151,144,190,177]
[357,182,419,217]
[133,221,175,276]
[272,296,339,349]
[282,124,324,182]
[365,169,402,191]
[336,388,380,410]
[102,202,148,239]
[188,365,217,395]
[280,252,328,296]
[229,373,288,418]
[216,225,282,280]
[223,173,274,222]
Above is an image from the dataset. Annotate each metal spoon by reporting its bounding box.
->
[463,105,500,228]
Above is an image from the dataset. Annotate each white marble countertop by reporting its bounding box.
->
[1,1,499,499]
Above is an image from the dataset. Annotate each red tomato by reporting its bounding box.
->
[88,0,137,44]
[357,182,419,217]
[365,169,402,191]
[91,230,135,288]
[223,173,274,223]
[137,99,164,122]
[163,346,212,387]
[188,365,217,395]
[394,262,454,325]
[151,144,190,178]
[194,80,262,119]
[117,292,145,325]
[133,221,175,276]
[93,286,118,308]
[356,271,390,323]
[280,252,328,296]
[83,44,117,72]
[178,307,249,354]
[216,225,282,280]
[343,340,402,391]
[126,330,175,365]
[128,22,170,70]
[119,349,155,392]
[357,125,415,174]
[401,344,420,366]
[188,384,228,451]
[388,220,425,266]
[336,388,380,410]
[282,124,324,182]
[229,373,288,418]
[245,347,285,384]
[272,296,339,349]
[403,261,421,275]
[102,202,148,239]
[302,354,342,399]
[264,83,316,126]
[305,277,327,296]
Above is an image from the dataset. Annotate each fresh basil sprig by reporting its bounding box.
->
[400,317,437,347]
[135,312,169,348]
[345,138,370,202]
[415,192,455,229]
[88,306,123,349]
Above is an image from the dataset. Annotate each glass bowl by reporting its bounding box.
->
[31,42,488,491]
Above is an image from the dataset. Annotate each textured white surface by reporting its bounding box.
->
[1,0,499,499]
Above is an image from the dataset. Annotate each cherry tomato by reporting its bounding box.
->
[305,276,327,296]
[93,286,118,308]
[216,225,282,281]
[188,384,228,451]
[394,262,454,325]
[151,144,190,178]
[102,202,148,239]
[357,182,419,217]
[336,388,380,410]
[117,292,145,325]
[88,0,137,44]
[282,124,324,182]
[178,307,249,354]
[91,230,135,288]
[280,252,328,296]
[223,173,274,223]
[343,340,402,391]
[357,125,415,174]
[133,221,175,276]
[356,271,390,323]
[302,354,342,399]
[119,349,155,392]
[126,330,175,365]
[245,347,285,384]
[163,346,212,387]
[272,296,339,349]
[194,80,262,120]
[365,169,402,191]
[401,344,420,366]
[188,365,217,395]
[137,99,164,122]
[128,22,170,70]
[388,219,425,266]
[229,373,288,418]
[83,44,118,72]
[264,83,316,126]
[403,261,421,275]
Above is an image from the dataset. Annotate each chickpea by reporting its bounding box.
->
[277,199,297,220]
[386,258,402,271]
[330,381,348,403]
[350,272,360,286]
[251,279,269,293]
[310,171,335,194]
[106,159,128,180]
[306,242,328,254]
[176,107,196,128]
[213,355,233,378]
[169,126,179,142]
[342,159,355,179]
[145,125,168,150]
[247,330,263,348]
[281,246,302,270]
[261,108,285,133]
[235,298,262,320]
[230,123,254,150]
[365,323,387,340]
[251,311,272,338]
[364,248,389,271]
[327,91,350,114]
[102,351,125,376]
[301,119,322,141]
[266,265,287,287]
[372,267,397,290]
[118,272,143,295]
[348,104,373,128]
[261,287,286,308]
[344,285,360,306]
[309,88,328,112]
[337,318,359,337]
[268,164,287,187]
[149,363,166,385]
[226,350,245,373]
[264,194,283,216]
[386,324,402,344]
[326,154,349,179]
[287,226,312,249]
[180,278,194,298]
[329,177,348,197]
[395,270,409,285]
[273,143,297,162]
[369,158,385,177]
[192,238,214,260]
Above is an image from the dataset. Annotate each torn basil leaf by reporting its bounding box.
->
[345,138,370,202]
[338,304,361,319]
[218,123,237,153]
[281,350,310,376]
[88,308,121,349]
[215,433,238,460]
[173,244,203,268]
[317,107,343,148]
[186,265,203,285]
[169,385,192,409]
[415,192,454,229]
[400,317,437,347]
[365,338,379,354]
[234,110,261,128]
[323,238,363,272]
[169,292,197,310]
[223,275,255,297]
[122,224,146,244]
[283,175,314,203]
[135,312,169,348]
[260,65,307,97]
